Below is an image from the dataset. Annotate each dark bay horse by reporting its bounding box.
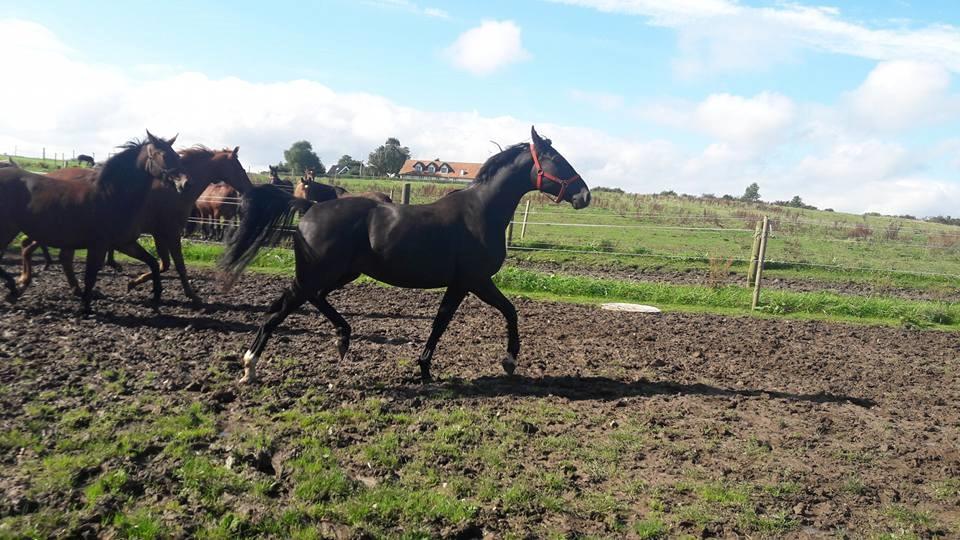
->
[21,147,253,308]
[220,127,590,383]
[196,182,242,241]
[77,154,95,167]
[0,132,181,313]
[268,166,293,191]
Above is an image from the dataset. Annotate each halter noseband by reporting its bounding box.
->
[530,143,580,203]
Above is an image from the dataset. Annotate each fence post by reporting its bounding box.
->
[42,147,45,161]
[506,221,514,248]
[747,219,763,285]
[751,216,770,310]
[389,187,395,202]
[520,200,531,240]
[401,183,411,205]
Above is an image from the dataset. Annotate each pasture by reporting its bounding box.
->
[2,267,958,538]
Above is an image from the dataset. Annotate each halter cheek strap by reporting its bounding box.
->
[530,143,580,203]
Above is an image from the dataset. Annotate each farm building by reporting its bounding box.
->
[398,158,481,181]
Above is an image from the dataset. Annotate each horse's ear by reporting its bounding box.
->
[146,130,159,143]
[232,146,239,158]
[531,126,546,150]
[166,133,178,146]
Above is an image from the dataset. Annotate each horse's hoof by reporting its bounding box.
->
[189,299,204,311]
[336,340,350,360]
[238,375,255,385]
[126,281,137,292]
[420,372,433,384]
[4,291,18,304]
[501,354,517,375]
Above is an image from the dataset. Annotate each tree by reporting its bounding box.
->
[283,141,324,175]
[334,154,361,176]
[742,182,760,202]
[367,137,410,177]
[788,195,804,208]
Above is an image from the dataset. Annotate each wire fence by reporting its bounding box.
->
[181,189,960,281]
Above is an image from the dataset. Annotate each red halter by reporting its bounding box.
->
[530,143,580,203]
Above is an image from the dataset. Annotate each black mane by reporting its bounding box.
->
[98,139,151,187]
[472,142,529,184]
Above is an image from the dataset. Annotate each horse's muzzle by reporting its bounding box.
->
[571,188,591,210]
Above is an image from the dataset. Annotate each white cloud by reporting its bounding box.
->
[423,7,449,18]
[845,60,958,132]
[445,20,531,76]
[2,18,960,217]
[637,92,796,149]
[552,0,960,75]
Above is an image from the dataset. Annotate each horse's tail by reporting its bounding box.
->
[218,184,311,288]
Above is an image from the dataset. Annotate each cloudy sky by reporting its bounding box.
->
[1,0,959,216]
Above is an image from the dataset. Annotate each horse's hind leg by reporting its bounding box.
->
[106,250,122,272]
[469,278,520,376]
[41,245,52,270]
[0,231,18,302]
[80,247,107,315]
[116,241,162,308]
[59,249,81,296]
[309,294,352,361]
[241,284,308,384]
[417,287,467,382]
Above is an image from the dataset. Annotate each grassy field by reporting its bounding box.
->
[152,240,959,330]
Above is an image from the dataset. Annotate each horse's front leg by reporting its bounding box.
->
[418,287,467,382]
[17,238,40,288]
[469,278,519,375]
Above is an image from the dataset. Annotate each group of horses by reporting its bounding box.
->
[1,127,591,383]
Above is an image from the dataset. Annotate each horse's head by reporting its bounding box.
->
[144,130,182,182]
[211,146,255,194]
[529,126,590,209]
[304,168,316,182]
[269,165,281,183]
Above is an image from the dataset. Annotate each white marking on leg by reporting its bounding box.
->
[240,350,258,384]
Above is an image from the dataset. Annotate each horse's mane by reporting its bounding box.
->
[180,145,216,159]
[472,143,529,184]
[98,138,150,187]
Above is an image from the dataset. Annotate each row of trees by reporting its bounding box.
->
[278,138,412,177]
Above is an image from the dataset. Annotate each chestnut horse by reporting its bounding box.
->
[196,182,241,241]
[0,132,181,313]
[220,127,590,383]
[21,147,253,308]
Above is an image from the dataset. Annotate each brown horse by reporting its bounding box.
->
[21,147,253,308]
[0,132,181,313]
[196,182,241,240]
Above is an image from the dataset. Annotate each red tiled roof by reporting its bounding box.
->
[398,159,481,180]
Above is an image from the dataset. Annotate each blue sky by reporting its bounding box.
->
[1,0,959,215]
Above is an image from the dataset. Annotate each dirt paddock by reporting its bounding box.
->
[1,265,958,538]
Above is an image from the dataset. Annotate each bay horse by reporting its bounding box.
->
[220,127,590,383]
[21,147,253,308]
[77,154,95,167]
[293,169,342,203]
[0,132,181,313]
[268,166,293,191]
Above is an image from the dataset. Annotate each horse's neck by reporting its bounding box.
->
[471,165,534,232]
[179,161,217,206]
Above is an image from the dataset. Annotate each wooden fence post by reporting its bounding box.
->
[389,187,395,202]
[520,200,531,240]
[751,216,770,310]
[506,221,514,248]
[747,219,763,285]
[401,183,411,205]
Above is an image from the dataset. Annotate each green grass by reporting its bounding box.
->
[150,238,960,329]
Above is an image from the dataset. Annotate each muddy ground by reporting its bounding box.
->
[1,265,959,538]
